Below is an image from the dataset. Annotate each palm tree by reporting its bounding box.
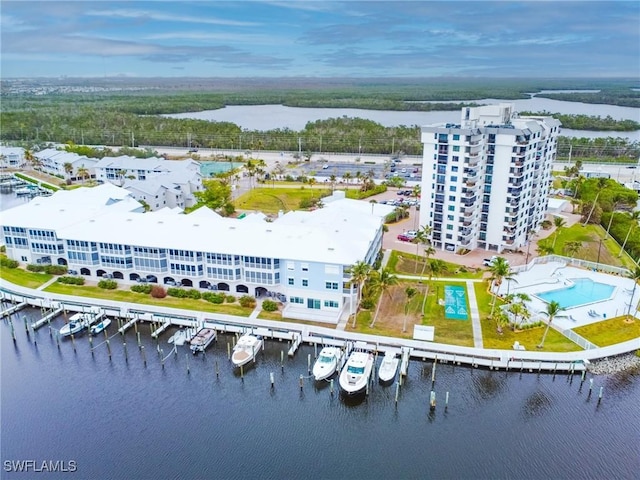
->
[413,225,432,273]
[536,243,555,257]
[626,266,640,317]
[552,217,566,248]
[343,172,352,184]
[537,300,563,349]
[619,211,640,257]
[346,261,372,327]
[488,257,515,317]
[564,241,582,258]
[329,174,337,192]
[369,268,398,328]
[76,165,89,184]
[63,162,73,182]
[403,287,418,333]
[423,258,445,314]
[510,292,531,328]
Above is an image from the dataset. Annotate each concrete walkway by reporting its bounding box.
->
[37,277,58,291]
[466,279,484,349]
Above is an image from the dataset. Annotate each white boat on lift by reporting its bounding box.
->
[59,312,91,337]
[231,334,263,367]
[190,328,217,355]
[312,347,343,381]
[378,351,399,383]
[90,318,111,336]
[339,350,374,395]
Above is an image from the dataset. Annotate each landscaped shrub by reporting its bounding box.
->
[150,285,167,298]
[167,287,187,298]
[57,276,85,285]
[0,257,18,268]
[185,289,201,300]
[27,264,45,272]
[202,292,225,304]
[44,265,68,275]
[98,279,117,289]
[131,284,153,294]
[262,300,278,312]
[361,297,375,310]
[239,295,256,308]
[225,294,236,303]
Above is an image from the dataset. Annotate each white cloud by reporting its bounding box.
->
[86,8,260,27]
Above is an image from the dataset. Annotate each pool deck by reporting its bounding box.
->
[498,261,640,331]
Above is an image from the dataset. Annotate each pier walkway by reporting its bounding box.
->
[1,278,638,373]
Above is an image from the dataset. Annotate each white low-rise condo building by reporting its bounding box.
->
[1,185,392,323]
[0,146,26,168]
[419,103,560,253]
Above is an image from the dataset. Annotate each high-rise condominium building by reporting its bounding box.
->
[419,103,561,253]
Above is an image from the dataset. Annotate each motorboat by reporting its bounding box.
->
[59,313,90,337]
[190,328,217,355]
[90,318,111,336]
[339,350,374,395]
[312,347,343,381]
[378,351,399,384]
[231,334,263,367]
[168,330,188,346]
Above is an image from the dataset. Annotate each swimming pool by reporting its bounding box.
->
[536,278,615,309]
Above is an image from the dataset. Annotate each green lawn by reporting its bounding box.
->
[0,267,53,289]
[387,250,484,279]
[475,283,582,352]
[44,283,254,316]
[234,187,331,213]
[421,280,475,347]
[573,316,640,346]
[539,223,636,269]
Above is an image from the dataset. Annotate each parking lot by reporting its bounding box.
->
[291,158,423,182]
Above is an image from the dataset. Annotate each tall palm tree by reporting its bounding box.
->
[369,199,377,214]
[552,217,566,248]
[626,266,640,317]
[343,172,352,184]
[329,174,337,192]
[76,165,89,184]
[403,287,418,333]
[63,162,73,181]
[537,300,563,349]
[413,225,432,273]
[346,261,372,327]
[488,257,515,317]
[619,211,640,257]
[423,258,445,314]
[369,268,398,327]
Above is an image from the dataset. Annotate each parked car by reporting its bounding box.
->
[68,269,78,275]
[165,280,179,286]
[483,256,509,267]
[188,148,198,153]
[397,233,412,242]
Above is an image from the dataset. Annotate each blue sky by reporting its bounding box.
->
[2,1,639,78]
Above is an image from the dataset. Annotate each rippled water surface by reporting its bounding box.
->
[2,308,638,480]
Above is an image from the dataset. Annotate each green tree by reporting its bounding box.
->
[63,162,73,181]
[488,257,516,317]
[423,258,446,314]
[619,211,640,257]
[564,241,582,258]
[413,225,432,273]
[76,165,89,184]
[192,179,234,215]
[346,261,372,327]
[369,268,398,327]
[537,300,564,349]
[552,217,566,248]
[403,286,418,333]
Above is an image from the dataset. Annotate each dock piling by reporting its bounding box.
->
[160,348,165,369]
[307,353,311,374]
[330,379,334,396]
[123,342,128,363]
[215,360,219,378]
[186,353,190,375]
[240,365,244,381]
[106,339,111,360]
[429,391,436,411]
[597,386,603,405]
[137,332,141,349]
[141,345,147,367]
[299,374,303,391]
[431,362,436,384]
[270,372,275,389]
[227,342,231,361]
[281,350,284,371]
[445,391,449,411]
[395,381,400,404]
[71,334,76,353]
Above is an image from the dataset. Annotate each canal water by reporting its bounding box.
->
[1,308,638,480]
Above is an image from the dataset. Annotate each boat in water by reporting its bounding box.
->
[339,350,374,395]
[231,334,263,367]
[312,347,343,381]
[378,351,399,384]
[190,328,217,355]
[90,318,111,336]
[168,330,189,346]
[59,313,91,337]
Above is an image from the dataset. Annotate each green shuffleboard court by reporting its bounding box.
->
[444,285,468,320]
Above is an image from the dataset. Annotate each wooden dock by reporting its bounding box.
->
[1,302,28,319]
[31,308,63,330]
